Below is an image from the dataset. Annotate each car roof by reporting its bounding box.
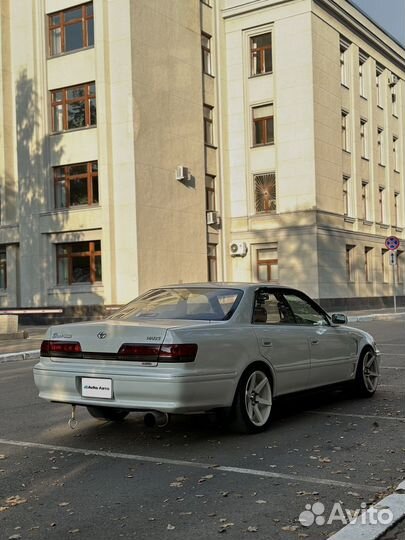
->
[153,282,292,292]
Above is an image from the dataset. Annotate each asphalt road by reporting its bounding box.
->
[0,320,404,540]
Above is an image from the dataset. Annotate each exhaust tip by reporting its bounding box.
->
[144,412,169,428]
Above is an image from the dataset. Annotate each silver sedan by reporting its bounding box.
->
[33,284,380,433]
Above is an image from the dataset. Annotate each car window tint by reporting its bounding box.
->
[283,294,328,326]
[253,292,296,325]
[110,288,243,321]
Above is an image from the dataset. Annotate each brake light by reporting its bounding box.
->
[117,343,198,363]
[40,340,82,358]
[118,344,160,361]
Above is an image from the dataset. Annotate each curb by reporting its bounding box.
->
[0,350,40,363]
[328,480,405,540]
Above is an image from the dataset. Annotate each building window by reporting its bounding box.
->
[393,136,400,172]
[376,65,384,107]
[382,248,389,283]
[254,172,276,213]
[0,249,6,289]
[340,38,350,86]
[48,2,94,57]
[341,110,349,151]
[377,128,385,166]
[359,52,368,98]
[205,175,215,211]
[391,76,398,116]
[365,247,373,282]
[360,119,368,159]
[56,240,102,285]
[343,175,352,216]
[203,105,214,145]
[346,245,355,282]
[394,192,400,228]
[397,251,403,283]
[207,244,217,281]
[51,82,96,133]
[378,186,386,224]
[201,33,212,75]
[54,161,98,209]
[250,33,272,76]
[252,104,274,146]
[257,246,278,281]
[361,181,369,221]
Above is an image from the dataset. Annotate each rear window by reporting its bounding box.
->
[110,287,243,321]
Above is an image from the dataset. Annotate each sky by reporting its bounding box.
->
[351,0,405,46]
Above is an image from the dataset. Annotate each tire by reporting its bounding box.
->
[87,406,129,422]
[230,365,273,434]
[353,348,379,397]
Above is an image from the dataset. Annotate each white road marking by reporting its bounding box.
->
[381,366,405,370]
[329,481,405,540]
[307,411,405,422]
[0,438,382,492]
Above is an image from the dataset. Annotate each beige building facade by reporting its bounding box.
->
[0,0,404,310]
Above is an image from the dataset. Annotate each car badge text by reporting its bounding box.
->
[97,331,107,339]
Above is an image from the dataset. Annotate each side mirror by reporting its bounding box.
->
[331,313,348,325]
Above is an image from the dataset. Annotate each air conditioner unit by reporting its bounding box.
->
[176,165,188,181]
[229,241,248,257]
[206,211,220,226]
[388,76,398,87]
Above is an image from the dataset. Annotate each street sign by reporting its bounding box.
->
[389,251,397,265]
[385,236,400,251]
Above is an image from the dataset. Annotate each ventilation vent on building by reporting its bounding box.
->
[206,211,220,226]
[176,165,188,181]
[229,241,248,257]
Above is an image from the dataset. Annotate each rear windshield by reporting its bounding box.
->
[110,287,244,321]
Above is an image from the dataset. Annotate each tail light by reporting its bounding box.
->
[40,340,82,358]
[157,344,198,363]
[118,344,160,362]
[118,343,198,363]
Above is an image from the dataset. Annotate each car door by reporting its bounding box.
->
[252,288,310,395]
[281,291,358,387]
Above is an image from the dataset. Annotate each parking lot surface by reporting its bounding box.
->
[0,319,404,539]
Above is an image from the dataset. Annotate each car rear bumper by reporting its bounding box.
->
[33,361,237,413]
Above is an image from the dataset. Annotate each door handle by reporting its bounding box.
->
[311,340,319,345]
[261,339,272,347]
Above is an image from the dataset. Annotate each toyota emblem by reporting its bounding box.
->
[97,331,107,339]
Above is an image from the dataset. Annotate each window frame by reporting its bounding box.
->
[48,2,94,57]
[201,33,212,76]
[361,181,369,221]
[378,186,386,224]
[203,105,214,146]
[205,175,216,212]
[207,243,217,282]
[394,192,400,228]
[252,104,274,146]
[51,82,96,133]
[360,118,368,159]
[254,172,276,214]
[341,110,350,152]
[346,245,355,282]
[54,161,98,209]
[393,136,400,172]
[364,246,373,282]
[250,32,272,76]
[56,240,102,285]
[0,249,6,289]
[256,247,278,282]
[377,127,385,166]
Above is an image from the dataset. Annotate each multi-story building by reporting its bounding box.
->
[0,0,404,311]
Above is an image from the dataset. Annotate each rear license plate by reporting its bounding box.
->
[81,378,112,399]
